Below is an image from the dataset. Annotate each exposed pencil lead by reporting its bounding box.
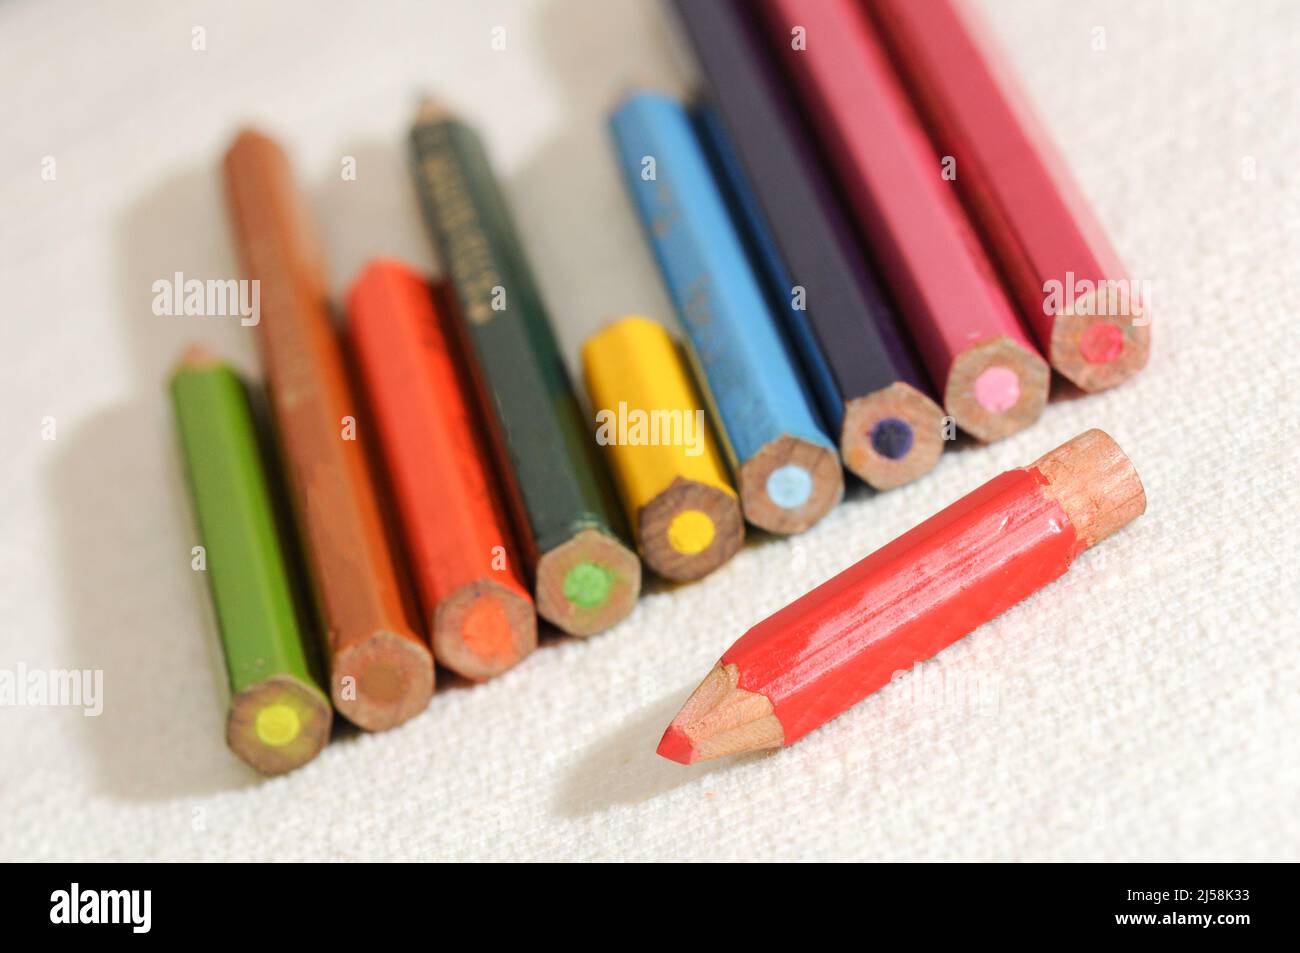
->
[658,432,1144,763]
[582,317,744,582]
[410,86,640,637]
[656,726,697,765]
[759,0,1046,444]
[660,663,784,764]
[869,0,1150,392]
[611,93,841,535]
[348,261,537,681]
[171,353,332,774]
[674,0,944,490]
[223,127,435,731]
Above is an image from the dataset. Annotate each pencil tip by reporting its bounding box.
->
[656,725,698,765]
[657,663,785,764]
[177,343,218,369]
[415,97,451,123]
[225,127,274,157]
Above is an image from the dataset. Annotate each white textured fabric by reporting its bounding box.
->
[2,0,1297,862]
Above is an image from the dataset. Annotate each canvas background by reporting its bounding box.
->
[2,0,1297,861]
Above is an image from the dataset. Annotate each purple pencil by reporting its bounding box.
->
[675,0,945,490]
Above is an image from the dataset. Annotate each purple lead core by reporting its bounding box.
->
[870,417,914,460]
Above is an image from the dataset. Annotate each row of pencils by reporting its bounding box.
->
[172,0,1150,774]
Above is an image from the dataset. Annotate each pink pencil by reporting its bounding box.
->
[867,0,1149,392]
[758,0,1048,443]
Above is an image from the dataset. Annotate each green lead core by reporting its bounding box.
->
[564,562,614,609]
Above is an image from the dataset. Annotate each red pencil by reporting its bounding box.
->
[348,260,536,681]
[757,0,1049,443]
[659,429,1145,763]
[867,0,1150,391]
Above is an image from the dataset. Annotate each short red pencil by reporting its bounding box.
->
[659,429,1145,763]
[758,0,1049,443]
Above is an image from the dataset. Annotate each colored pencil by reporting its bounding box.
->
[674,0,944,490]
[659,429,1145,763]
[347,260,537,680]
[867,0,1150,391]
[223,130,434,731]
[757,0,1049,443]
[582,316,744,581]
[609,92,843,533]
[170,347,332,775]
[409,102,641,637]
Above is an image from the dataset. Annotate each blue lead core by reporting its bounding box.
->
[870,418,914,460]
[766,464,813,510]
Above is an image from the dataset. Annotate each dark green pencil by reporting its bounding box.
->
[409,101,640,637]
[170,346,331,775]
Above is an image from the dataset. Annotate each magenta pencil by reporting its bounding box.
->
[867,0,1150,391]
[758,0,1049,443]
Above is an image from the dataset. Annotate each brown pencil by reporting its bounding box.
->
[222,130,434,731]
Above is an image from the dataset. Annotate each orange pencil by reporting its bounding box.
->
[348,261,536,680]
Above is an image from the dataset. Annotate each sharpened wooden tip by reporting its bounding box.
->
[332,630,435,731]
[1033,429,1146,549]
[227,674,332,776]
[638,477,744,581]
[841,381,947,490]
[416,97,453,124]
[223,128,286,170]
[737,435,843,534]
[1050,307,1151,393]
[175,343,220,372]
[658,662,784,764]
[535,528,642,637]
[433,579,537,681]
[945,335,1050,443]
[221,126,331,303]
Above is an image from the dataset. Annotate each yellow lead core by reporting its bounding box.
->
[255,703,301,747]
[668,509,715,555]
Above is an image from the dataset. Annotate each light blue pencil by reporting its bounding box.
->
[609,91,843,535]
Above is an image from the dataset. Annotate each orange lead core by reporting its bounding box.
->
[461,596,513,662]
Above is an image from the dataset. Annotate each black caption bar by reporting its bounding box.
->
[2,863,1285,941]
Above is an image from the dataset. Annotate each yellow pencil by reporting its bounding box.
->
[582,317,744,582]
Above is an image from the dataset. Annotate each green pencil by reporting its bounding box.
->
[409,100,640,637]
[170,346,331,775]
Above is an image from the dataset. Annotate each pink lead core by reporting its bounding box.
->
[1080,321,1125,364]
[973,365,1021,413]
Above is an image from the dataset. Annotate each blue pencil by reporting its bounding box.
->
[609,91,843,535]
[690,105,839,437]
[675,0,946,491]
